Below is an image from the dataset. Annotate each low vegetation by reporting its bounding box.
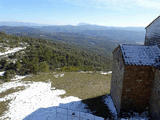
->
[23,72,111,99]
[0,86,25,98]
[0,100,10,117]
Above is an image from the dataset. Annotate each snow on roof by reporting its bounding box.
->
[120,44,160,66]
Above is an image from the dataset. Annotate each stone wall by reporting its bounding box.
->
[145,17,160,48]
[121,66,154,112]
[150,69,160,120]
[111,46,125,113]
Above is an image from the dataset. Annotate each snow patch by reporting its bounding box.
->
[100,71,112,75]
[0,47,26,56]
[24,107,104,120]
[0,71,5,76]
[104,95,149,120]
[104,95,117,119]
[0,81,103,120]
[11,75,28,81]
[54,73,65,78]
[0,80,28,94]
[79,71,93,74]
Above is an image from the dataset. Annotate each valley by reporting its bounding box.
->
[0,0,156,119]
[0,24,148,120]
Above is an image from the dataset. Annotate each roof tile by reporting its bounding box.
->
[120,44,160,67]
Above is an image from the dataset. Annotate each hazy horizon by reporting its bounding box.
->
[0,0,159,27]
[0,21,146,28]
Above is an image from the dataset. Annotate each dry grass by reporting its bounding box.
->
[0,86,25,98]
[0,72,112,118]
[23,72,111,99]
[0,100,10,117]
[0,86,25,117]
[23,72,112,118]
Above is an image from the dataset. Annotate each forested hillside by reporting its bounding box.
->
[0,24,145,82]
[0,32,112,81]
[0,26,117,57]
[0,25,145,44]
[0,25,145,59]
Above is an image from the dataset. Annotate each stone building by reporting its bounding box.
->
[145,16,160,119]
[111,16,160,119]
[145,16,160,47]
[150,68,160,119]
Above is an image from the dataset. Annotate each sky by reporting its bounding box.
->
[0,0,160,27]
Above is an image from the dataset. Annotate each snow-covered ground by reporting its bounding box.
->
[100,71,112,75]
[105,95,117,119]
[0,74,149,120]
[54,73,65,78]
[0,71,5,76]
[79,71,112,75]
[0,77,104,120]
[79,71,93,74]
[0,47,26,56]
[104,95,149,120]
[11,75,29,81]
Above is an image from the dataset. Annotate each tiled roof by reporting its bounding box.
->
[120,44,160,66]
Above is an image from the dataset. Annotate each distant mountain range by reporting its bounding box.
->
[77,23,145,31]
[0,21,146,64]
[0,21,46,27]
[0,23,145,43]
[0,21,145,31]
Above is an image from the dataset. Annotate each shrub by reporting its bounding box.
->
[4,70,16,82]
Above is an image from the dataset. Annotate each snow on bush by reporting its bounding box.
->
[0,47,26,56]
[0,71,5,76]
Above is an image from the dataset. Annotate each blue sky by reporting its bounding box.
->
[0,0,160,26]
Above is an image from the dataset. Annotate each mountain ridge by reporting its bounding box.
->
[0,21,145,31]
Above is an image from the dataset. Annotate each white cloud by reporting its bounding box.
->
[65,0,160,10]
[135,0,160,9]
[64,0,133,10]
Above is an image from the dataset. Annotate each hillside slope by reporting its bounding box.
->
[0,26,116,57]
[0,32,112,81]
[0,25,145,57]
